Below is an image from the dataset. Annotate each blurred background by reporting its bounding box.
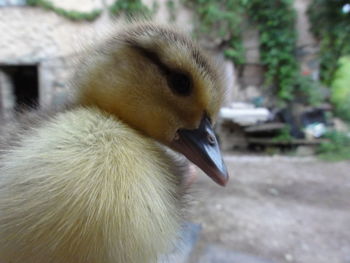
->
[0,0,349,263]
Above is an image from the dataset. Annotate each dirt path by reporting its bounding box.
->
[187,155,350,263]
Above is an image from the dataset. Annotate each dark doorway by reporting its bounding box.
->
[0,65,39,110]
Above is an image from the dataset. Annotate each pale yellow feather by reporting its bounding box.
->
[0,107,182,263]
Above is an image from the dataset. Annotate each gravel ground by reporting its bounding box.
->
[187,155,350,263]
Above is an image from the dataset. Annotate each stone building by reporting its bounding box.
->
[0,0,318,119]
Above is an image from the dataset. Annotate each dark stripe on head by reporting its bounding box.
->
[126,41,171,75]
[126,41,192,96]
[123,24,217,82]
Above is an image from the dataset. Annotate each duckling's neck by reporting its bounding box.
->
[0,107,186,263]
[64,107,187,261]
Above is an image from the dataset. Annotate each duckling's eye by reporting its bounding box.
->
[167,72,192,96]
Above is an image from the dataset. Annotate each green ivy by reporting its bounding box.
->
[317,131,350,161]
[330,56,350,122]
[294,75,323,106]
[109,0,156,18]
[246,0,298,102]
[182,0,246,65]
[185,0,323,104]
[272,125,293,143]
[26,0,102,21]
[307,0,350,85]
[26,0,157,21]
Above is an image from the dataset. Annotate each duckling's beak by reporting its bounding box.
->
[170,115,229,186]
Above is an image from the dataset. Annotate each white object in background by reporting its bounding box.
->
[304,123,327,139]
[219,107,270,126]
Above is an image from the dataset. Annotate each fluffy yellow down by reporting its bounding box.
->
[0,107,182,263]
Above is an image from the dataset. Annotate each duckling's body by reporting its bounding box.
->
[0,107,182,263]
[0,22,228,263]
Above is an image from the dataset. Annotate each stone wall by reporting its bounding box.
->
[0,0,193,118]
[0,70,15,119]
[0,3,106,116]
[294,0,319,79]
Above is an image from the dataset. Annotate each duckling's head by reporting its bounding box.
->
[75,22,229,185]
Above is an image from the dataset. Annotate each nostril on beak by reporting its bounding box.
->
[206,133,216,145]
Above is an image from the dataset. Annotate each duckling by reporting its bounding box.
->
[0,22,228,263]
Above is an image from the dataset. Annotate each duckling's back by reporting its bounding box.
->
[0,107,183,263]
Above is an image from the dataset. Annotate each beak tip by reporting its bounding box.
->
[220,175,229,187]
[171,114,230,187]
[213,171,229,187]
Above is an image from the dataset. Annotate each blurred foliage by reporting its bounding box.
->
[317,131,350,161]
[184,0,324,104]
[294,75,323,106]
[246,0,298,102]
[272,125,293,143]
[26,0,157,21]
[330,57,350,122]
[308,0,350,85]
[26,0,102,21]
[109,0,157,18]
[182,0,246,65]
